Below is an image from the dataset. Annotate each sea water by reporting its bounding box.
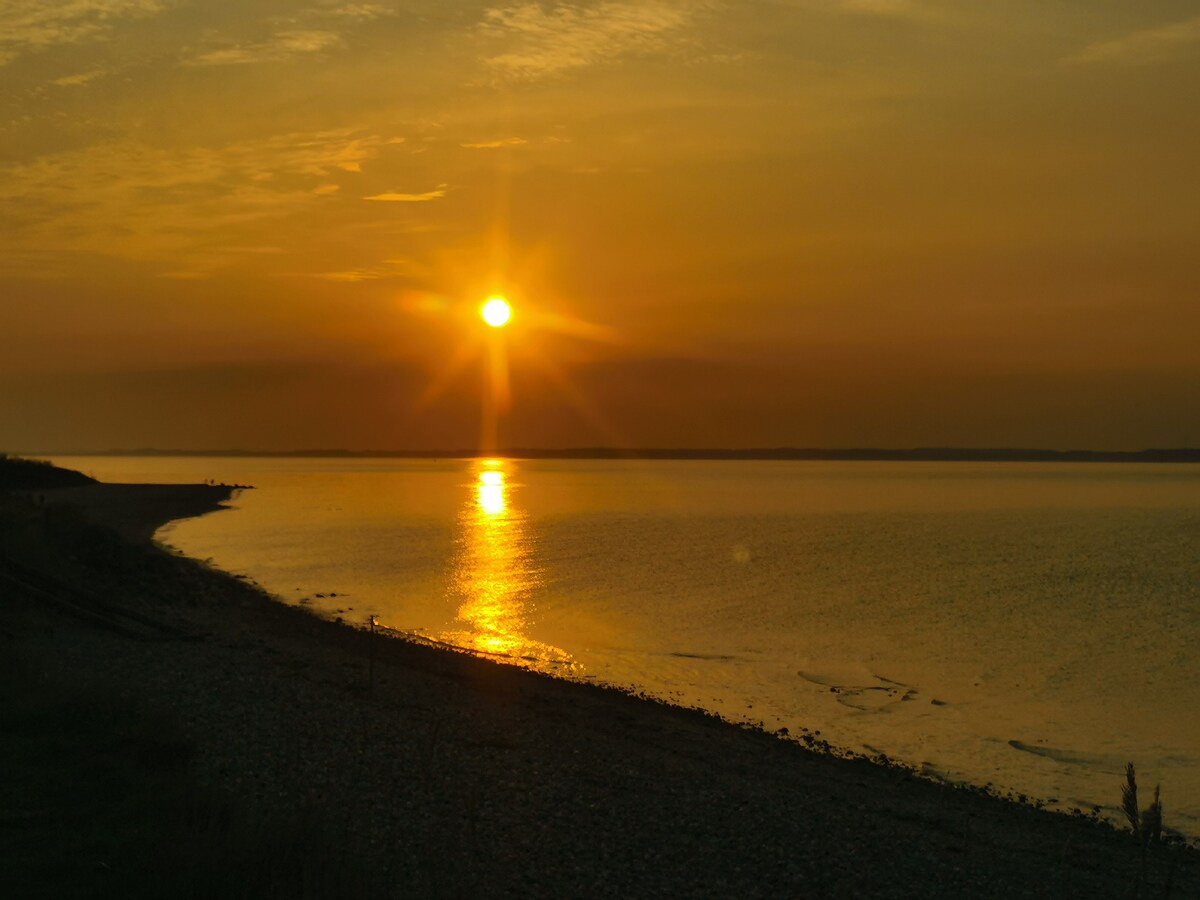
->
[51,456,1200,836]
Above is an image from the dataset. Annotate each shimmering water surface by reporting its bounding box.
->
[53,456,1200,835]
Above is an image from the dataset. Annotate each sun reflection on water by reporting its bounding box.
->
[442,459,575,672]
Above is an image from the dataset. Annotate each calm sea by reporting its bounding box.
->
[51,456,1200,836]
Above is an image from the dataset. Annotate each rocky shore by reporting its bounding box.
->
[3,476,1197,898]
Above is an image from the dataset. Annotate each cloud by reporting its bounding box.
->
[461,137,528,149]
[51,69,108,87]
[480,1,696,79]
[0,129,406,268]
[837,0,922,16]
[0,0,163,66]
[312,3,394,20]
[185,3,397,67]
[310,258,418,281]
[223,246,287,255]
[363,187,447,202]
[1068,14,1200,66]
[313,269,383,282]
[312,267,388,282]
[190,29,342,66]
[775,0,935,20]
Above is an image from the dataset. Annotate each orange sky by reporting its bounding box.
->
[2,1,1198,451]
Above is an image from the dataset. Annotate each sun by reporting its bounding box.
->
[481,296,511,328]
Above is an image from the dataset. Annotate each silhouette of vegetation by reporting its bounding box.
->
[1123,763,1164,844]
[1122,763,1174,898]
[0,452,96,490]
[1123,763,1141,833]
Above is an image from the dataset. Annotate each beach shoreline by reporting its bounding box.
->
[3,475,1198,897]
[35,481,245,542]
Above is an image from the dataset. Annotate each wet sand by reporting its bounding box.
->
[6,481,1198,897]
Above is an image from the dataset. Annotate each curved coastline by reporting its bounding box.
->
[36,481,245,542]
[4,474,1198,897]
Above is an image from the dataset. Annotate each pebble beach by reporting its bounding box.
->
[4,477,1198,898]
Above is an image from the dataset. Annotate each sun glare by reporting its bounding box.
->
[482,296,511,328]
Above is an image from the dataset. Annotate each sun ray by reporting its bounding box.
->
[480,333,511,453]
[487,335,511,412]
[521,347,631,449]
[412,335,482,411]
[523,309,623,346]
[398,245,654,451]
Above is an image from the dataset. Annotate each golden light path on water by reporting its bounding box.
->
[440,458,575,672]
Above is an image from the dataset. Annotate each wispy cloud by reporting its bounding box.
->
[222,246,288,255]
[51,68,108,87]
[311,260,414,282]
[1068,15,1200,66]
[313,269,382,282]
[837,0,922,16]
[0,129,406,268]
[0,0,164,66]
[185,3,393,68]
[363,187,447,202]
[480,1,696,80]
[311,3,394,21]
[461,137,528,149]
[778,0,935,20]
[190,29,342,66]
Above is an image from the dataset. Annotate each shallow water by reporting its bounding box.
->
[52,455,1200,836]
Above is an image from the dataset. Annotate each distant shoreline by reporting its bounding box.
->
[34,447,1200,463]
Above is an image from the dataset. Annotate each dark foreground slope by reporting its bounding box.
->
[1,469,1196,898]
[0,453,96,490]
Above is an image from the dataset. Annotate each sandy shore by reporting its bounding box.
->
[5,481,1198,897]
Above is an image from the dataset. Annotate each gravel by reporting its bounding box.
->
[9,483,1198,898]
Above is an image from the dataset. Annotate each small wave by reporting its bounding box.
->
[836,686,911,712]
[798,669,927,713]
[1007,740,1117,770]
[668,651,737,661]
